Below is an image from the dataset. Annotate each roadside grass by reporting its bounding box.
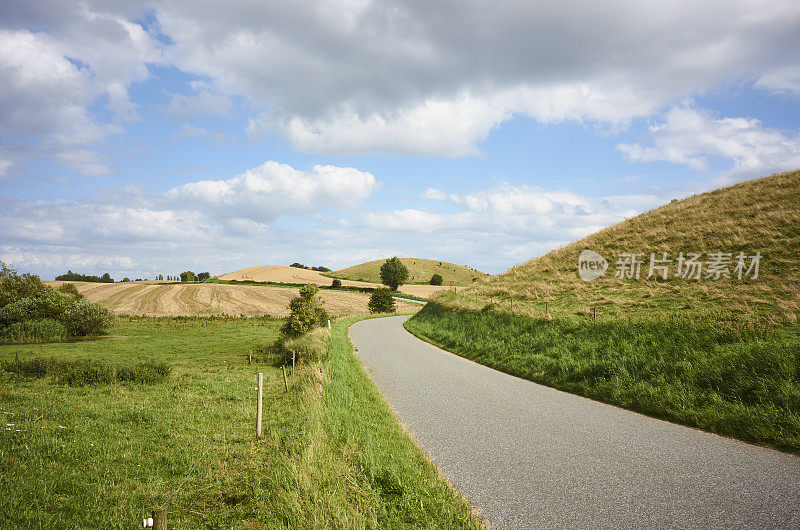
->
[405,303,800,454]
[1,314,482,528]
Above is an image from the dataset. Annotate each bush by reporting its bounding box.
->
[180,271,197,282]
[281,284,328,338]
[60,299,115,336]
[331,279,342,288]
[429,273,443,286]
[369,288,396,313]
[57,283,83,299]
[197,272,211,281]
[1,319,66,342]
[380,257,408,291]
[1,357,171,385]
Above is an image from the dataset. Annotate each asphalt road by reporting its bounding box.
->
[350,315,800,529]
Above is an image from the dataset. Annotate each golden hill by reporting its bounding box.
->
[326,258,488,286]
[437,169,800,322]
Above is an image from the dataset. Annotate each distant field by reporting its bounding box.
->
[47,281,422,317]
[219,264,376,287]
[326,257,487,286]
[218,263,454,298]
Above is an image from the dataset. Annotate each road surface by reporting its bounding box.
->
[350,315,800,529]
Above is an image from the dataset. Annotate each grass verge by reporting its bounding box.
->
[405,303,800,454]
[1,314,482,527]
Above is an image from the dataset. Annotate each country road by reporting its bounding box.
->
[349,315,800,529]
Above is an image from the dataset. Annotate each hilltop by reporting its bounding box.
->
[436,169,800,323]
[326,258,488,286]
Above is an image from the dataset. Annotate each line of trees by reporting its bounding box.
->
[55,270,113,283]
[290,262,332,272]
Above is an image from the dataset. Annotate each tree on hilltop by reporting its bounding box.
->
[379,257,408,291]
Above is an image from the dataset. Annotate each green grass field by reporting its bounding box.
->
[326,258,487,286]
[1,316,483,528]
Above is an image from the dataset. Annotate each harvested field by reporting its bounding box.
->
[46,281,422,317]
[220,264,455,298]
[218,264,378,288]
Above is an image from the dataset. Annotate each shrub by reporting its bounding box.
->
[118,361,171,384]
[369,288,396,313]
[1,319,66,342]
[299,283,319,301]
[379,257,409,291]
[429,273,443,286]
[1,357,171,385]
[0,271,49,307]
[331,279,342,288]
[281,284,327,338]
[197,272,211,281]
[60,299,115,336]
[57,283,83,299]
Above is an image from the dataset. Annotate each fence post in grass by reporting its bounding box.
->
[592,307,596,322]
[545,302,548,315]
[282,365,289,394]
[256,372,263,438]
[327,319,331,330]
[248,351,252,365]
[292,350,295,375]
[153,508,166,530]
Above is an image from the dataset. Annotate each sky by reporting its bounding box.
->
[1,0,799,280]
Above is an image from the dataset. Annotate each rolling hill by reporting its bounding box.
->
[326,258,488,286]
[436,169,800,323]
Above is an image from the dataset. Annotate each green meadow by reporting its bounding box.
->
[1,316,483,529]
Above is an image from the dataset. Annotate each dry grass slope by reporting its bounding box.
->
[327,257,487,286]
[439,169,800,322]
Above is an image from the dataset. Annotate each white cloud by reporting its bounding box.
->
[166,160,378,222]
[165,91,233,119]
[152,0,800,155]
[754,66,800,96]
[617,106,800,177]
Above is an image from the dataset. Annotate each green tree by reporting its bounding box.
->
[429,273,443,285]
[180,271,197,282]
[379,257,408,291]
[197,272,211,281]
[368,288,396,313]
[282,284,328,337]
[331,279,342,288]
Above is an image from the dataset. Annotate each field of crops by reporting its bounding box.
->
[47,281,421,318]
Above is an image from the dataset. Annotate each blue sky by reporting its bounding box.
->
[2,1,799,279]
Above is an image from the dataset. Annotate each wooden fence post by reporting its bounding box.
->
[256,373,263,438]
[153,508,166,530]
[282,366,289,394]
[292,351,295,376]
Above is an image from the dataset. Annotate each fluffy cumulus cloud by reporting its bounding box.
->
[0,159,380,276]
[2,1,800,160]
[155,0,800,155]
[0,4,163,174]
[617,106,800,179]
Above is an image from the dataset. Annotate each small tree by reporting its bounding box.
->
[379,257,408,291]
[282,284,328,337]
[331,279,342,288]
[368,288,396,313]
[429,273,443,285]
[197,272,211,281]
[180,271,197,282]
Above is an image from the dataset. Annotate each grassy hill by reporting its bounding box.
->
[326,258,488,286]
[435,169,800,323]
[407,169,800,453]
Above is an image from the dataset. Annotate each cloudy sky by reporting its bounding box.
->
[2,1,800,279]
